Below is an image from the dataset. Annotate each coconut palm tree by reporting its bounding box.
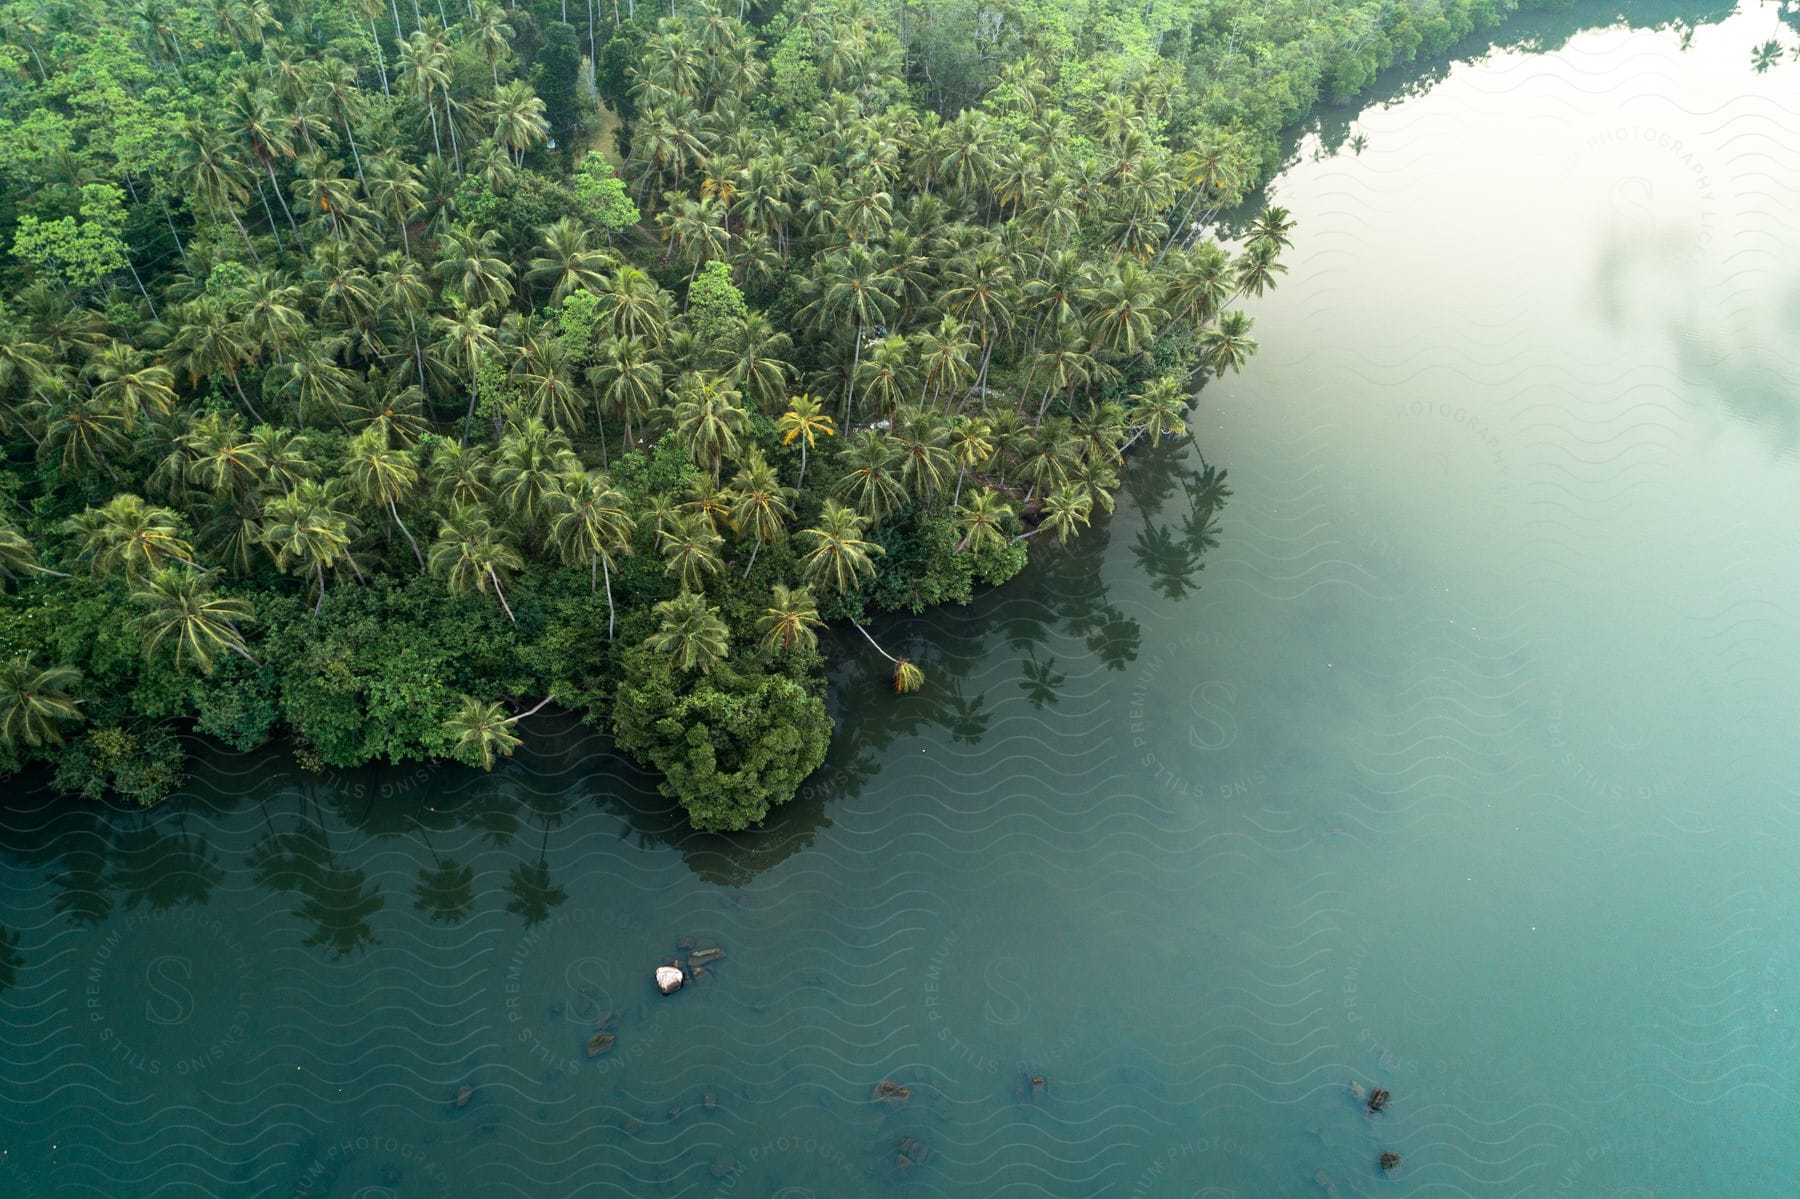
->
[1121,375,1190,452]
[833,429,908,525]
[442,692,553,770]
[547,470,635,637]
[67,494,194,582]
[728,448,795,577]
[1199,311,1258,379]
[435,223,514,310]
[0,656,83,750]
[776,393,834,488]
[493,418,578,534]
[758,583,822,653]
[946,414,994,505]
[488,79,549,166]
[1013,483,1093,546]
[342,426,424,565]
[429,304,498,446]
[669,374,748,481]
[953,488,1014,554]
[658,511,724,592]
[84,345,176,427]
[798,499,882,596]
[645,590,730,674]
[131,568,258,674]
[261,481,361,613]
[588,335,662,449]
[429,504,524,622]
[526,217,614,304]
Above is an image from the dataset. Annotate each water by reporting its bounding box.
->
[5,4,1800,1194]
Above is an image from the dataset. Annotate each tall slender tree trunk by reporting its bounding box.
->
[593,395,608,465]
[797,438,808,488]
[842,324,862,429]
[601,558,615,639]
[390,498,425,565]
[265,158,302,239]
[488,567,516,622]
[370,17,391,96]
[443,97,462,174]
[125,258,158,317]
[227,369,265,423]
[742,539,760,578]
[341,114,367,188]
[315,562,329,614]
[160,196,189,265]
[254,180,285,250]
[460,379,479,446]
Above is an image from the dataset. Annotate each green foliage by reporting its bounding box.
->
[612,643,831,832]
[51,721,185,807]
[571,154,639,234]
[685,260,746,351]
[10,183,129,287]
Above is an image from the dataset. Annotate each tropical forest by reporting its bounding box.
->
[0,0,1562,830]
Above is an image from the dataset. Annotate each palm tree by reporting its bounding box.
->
[658,511,724,592]
[436,224,515,310]
[1013,483,1093,546]
[1089,260,1165,359]
[1231,239,1287,300]
[0,656,83,751]
[720,314,793,414]
[946,414,994,505]
[85,345,176,427]
[547,471,635,637]
[527,217,614,304]
[493,418,578,534]
[261,481,360,613]
[1121,376,1190,452]
[728,448,795,577]
[953,488,1014,554]
[442,693,553,770]
[833,429,908,525]
[645,590,730,674]
[804,243,897,426]
[891,408,955,505]
[669,374,749,481]
[67,494,194,581]
[798,499,882,596]
[132,568,258,674]
[758,583,823,654]
[1199,311,1258,379]
[429,505,524,622]
[600,267,670,345]
[343,427,425,565]
[429,304,498,446]
[776,393,835,488]
[588,335,662,449]
[488,79,549,166]
[366,153,425,256]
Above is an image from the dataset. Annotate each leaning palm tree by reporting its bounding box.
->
[442,692,553,770]
[757,583,823,654]
[131,568,258,674]
[1013,483,1094,546]
[798,500,883,596]
[0,656,83,750]
[669,374,749,481]
[1199,311,1258,379]
[645,590,730,675]
[67,494,194,582]
[429,505,524,623]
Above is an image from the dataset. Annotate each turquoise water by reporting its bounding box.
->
[5,4,1800,1194]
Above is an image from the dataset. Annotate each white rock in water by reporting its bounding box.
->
[655,965,684,995]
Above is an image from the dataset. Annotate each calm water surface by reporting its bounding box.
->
[5,4,1800,1194]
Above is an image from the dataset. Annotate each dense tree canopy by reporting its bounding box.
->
[0,0,1558,827]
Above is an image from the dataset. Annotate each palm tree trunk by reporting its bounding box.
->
[126,258,158,318]
[601,557,615,639]
[460,380,478,446]
[953,463,966,506]
[253,180,284,250]
[443,97,463,175]
[315,562,328,614]
[370,17,391,97]
[390,498,425,565]
[487,567,516,622]
[592,394,608,465]
[975,336,994,399]
[265,159,302,240]
[341,114,367,188]
[502,693,555,723]
[797,439,808,488]
[160,196,189,266]
[742,538,760,579]
[227,369,265,423]
[842,324,862,428]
